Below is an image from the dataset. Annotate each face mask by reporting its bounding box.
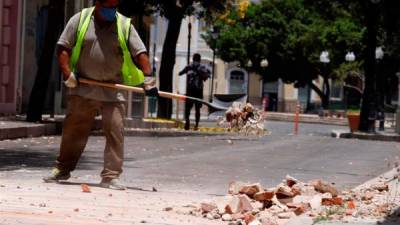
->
[100,7,117,22]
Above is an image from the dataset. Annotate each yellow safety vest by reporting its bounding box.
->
[69,7,144,86]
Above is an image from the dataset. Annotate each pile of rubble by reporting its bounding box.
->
[218,102,266,136]
[191,175,399,225]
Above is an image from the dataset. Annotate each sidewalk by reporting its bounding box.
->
[0,178,222,225]
[1,168,398,225]
[331,129,400,142]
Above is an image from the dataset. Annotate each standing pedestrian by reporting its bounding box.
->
[179,53,210,130]
[43,0,157,190]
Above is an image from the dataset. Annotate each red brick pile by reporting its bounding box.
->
[194,175,396,225]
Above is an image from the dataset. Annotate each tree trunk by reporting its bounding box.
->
[26,0,65,122]
[157,14,184,119]
[322,75,330,108]
[309,81,329,109]
[359,2,379,132]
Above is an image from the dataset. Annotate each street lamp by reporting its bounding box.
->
[187,17,192,65]
[345,52,356,62]
[320,51,330,64]
[260,59,269,68]
[320,51,330,108]
[375,47,385,131]
[260,59,269,110]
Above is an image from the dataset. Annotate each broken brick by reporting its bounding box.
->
[347,200,356,209]
[311,180,339,197]
[362,191,374,201]
[240,183,263,198]
[201,202,217,213]
[286,203,310,215]
[276,185,294,198]
[254,191,274,202]
[322,197,343,206]
[81,184,91,193]
[285,175,299,187]
[229,181,247,195]
[244,212,255,224]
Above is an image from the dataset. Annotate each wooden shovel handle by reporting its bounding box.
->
[79,78,187,101]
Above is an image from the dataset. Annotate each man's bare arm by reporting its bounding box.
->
[57,45,72,81]
[134,53,152,76]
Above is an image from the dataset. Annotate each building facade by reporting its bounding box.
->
[0,0,22,115]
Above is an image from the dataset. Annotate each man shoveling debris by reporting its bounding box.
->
[43,0,157,190]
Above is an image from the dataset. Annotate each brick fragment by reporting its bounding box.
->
[362,191,374,201]
[311,180,339,197]
[347,200,356,209]
[229,181,247,195]
[240,183,263,198]
[201,202,217,213]
[254,191,274,201]
[321,197,343,206]
[244,212,255,224]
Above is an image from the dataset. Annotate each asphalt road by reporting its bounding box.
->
[0,121,399,196]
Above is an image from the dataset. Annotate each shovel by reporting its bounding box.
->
[79,78,228,112]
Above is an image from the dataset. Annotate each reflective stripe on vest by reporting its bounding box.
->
[69,7,144,86]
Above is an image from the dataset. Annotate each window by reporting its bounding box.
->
[330,82,343,100]
[229,70,246,94]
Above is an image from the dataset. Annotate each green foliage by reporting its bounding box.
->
[333,61,363,83]
[203,0,365,85]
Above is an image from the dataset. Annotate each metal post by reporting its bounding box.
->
[209,48,216,102]
[396,73,400,133]
[187,18,192,65]
[127,92,132,119]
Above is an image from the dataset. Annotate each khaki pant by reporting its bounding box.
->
[56,95,125,179]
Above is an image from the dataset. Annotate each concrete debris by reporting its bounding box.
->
[254,191,275,202]
[201,202,217,213]
[192,174,399,225]
[310,180,339,197]
[240,183,263,198]
[218,102,267,136]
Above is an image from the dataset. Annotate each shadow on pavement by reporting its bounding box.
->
[0,148,56,170]
[0,148,97,171]
[380,207,400,225]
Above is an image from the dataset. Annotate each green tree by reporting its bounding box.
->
[204,0,364,109]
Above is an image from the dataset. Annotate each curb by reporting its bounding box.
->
[331,130,400,142]
[0,122,62,141]
[354,167,400,192]
[265,115,348,126]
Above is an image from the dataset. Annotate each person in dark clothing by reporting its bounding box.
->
[179,53,210,130]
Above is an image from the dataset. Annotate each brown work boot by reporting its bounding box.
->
[43,168,71,183]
